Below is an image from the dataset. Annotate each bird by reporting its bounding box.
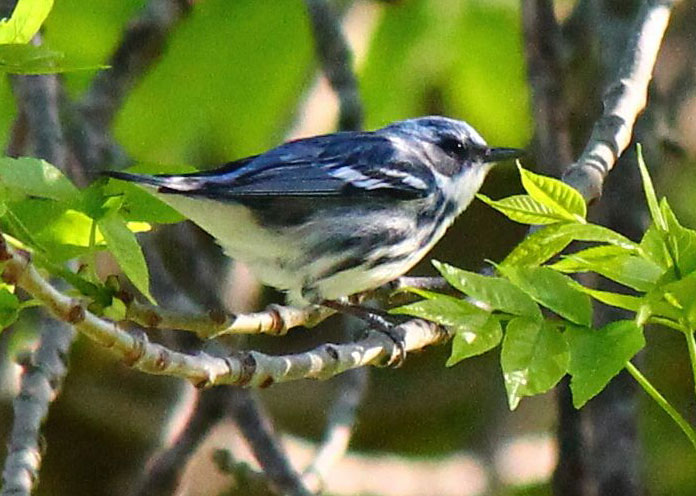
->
[107,116,523,312]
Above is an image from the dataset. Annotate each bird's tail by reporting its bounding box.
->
[104,170,206,194]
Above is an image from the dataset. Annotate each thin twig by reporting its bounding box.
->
[304,0,363,132]
[69,0,195,177]
[303,366,368,493]
[213,450,277,495]
[520,2,584,494]
[0,323,74,496]
[119,273,452,338]
[521,0,574,175]
[562,0,675,201]
[133,386,231,496]
[0,242,450,388]
[125,299,334,338]
[1,33,76,496]
[230,390,313,496]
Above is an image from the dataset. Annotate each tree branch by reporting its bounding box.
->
[124,299,334,338]
[1,34,76,496]
[521,0,574,175]
[304,0,363,132]
[69,0,195,177]
[562,0,675,201]
[229,390,312,496]
[133,386,230,496]
[302,366,368,493]
[0,240,450,388]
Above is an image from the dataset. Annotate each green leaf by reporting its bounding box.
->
[97,212,154,304]
[572,286,643,312]
[501,317,569,410]
[636,143,665,231]
[393,290,502,364]
[102,297,127,322]
[640,224,671,270]
[502,222,638,267]
[433,261,541,321]
[518,164,586,222]
[0,286,19,329]
[477,193,567,224]
[566,321,645,408]
[0,157,78,202]
[498,265,593,326]
[660,199,696,276]
[392,290,489,326]
[448,315,502,365]
[104,178,184,224]
[0,0,54,44]
[0,44,105,74]
[551,245,662,292]
[659,273,696,328]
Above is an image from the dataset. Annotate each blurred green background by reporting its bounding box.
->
[0,0,695,495]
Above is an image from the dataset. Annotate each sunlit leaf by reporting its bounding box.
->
[104,177,184,224]
[501,317,569,410]
[518,165,586,222]
[572,286,643,312]
[640,224,671,270]
[658,273,696,328]
[660,199,696,276]
[393,289,502,364]
[433,261,541,321]
[0,0,54,44]
[477,193,565,224]
[567,321,644,408]
[498,265,592,326]
[392,290,489,327]
[0,286,19,329]
[636,143,665,231]
[0,44,103,74]
[502,222,638,267]
[447,315,502,365]
[97,212,154,304]
[0,157,78,202]
[551,245,662,292]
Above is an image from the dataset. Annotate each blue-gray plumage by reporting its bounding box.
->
[107,116,523,305]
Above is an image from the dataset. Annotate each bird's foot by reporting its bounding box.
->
[322,299,406,367]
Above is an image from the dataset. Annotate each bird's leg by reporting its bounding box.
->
[321,299,407,367]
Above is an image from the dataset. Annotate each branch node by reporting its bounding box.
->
[154,348,171,371]
[0,235,11,261]
[265,304,287,335]
[228,351,258,387]
[208,308,227,326]
[116,289,134,305]
[121,328,149,366]
[65,302,86,324]
[258,376,274,389]
[324,344,339,361]
[144,307,162,328]
[2,256,28,285]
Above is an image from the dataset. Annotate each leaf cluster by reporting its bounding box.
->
[0,158,183,326]
[397,148,696,420]
[0,0,105,74]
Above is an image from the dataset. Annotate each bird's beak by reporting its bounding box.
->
[483,147,526,163]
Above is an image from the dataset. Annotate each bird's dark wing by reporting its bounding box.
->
[108,132,436,201]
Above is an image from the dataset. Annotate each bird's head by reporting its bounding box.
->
[380,115,524,178]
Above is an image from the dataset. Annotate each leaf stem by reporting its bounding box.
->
[646,316,683,332]
[685,329,696,398]
[625,361,696,452]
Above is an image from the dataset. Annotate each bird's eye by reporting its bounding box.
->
[439,137,469,160]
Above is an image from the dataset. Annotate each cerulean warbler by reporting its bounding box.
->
[107,116,523,306]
